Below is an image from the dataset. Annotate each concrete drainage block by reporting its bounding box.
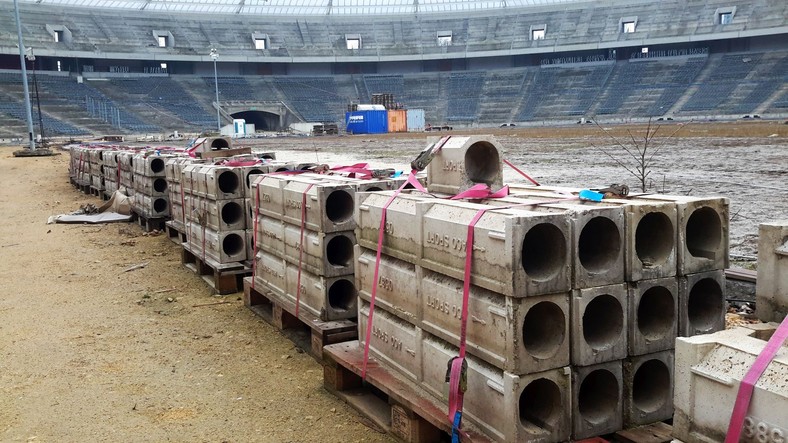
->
[679,270,725,337]
[571,284,629,366]
[628,277,679,356]
[623,350,674,427]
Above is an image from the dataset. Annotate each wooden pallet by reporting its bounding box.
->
[181,243,251,295]
[243,277,357,359]
[165,220,187,245]
[132,212,167,232]
[89,186,103,198]
[323,341,493,443]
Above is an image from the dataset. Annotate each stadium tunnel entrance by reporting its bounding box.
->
[230,110,282,132]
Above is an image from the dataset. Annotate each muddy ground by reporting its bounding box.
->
[0,121,785,441]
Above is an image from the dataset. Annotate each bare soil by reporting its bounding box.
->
[0,150,392,442]
[0,121,785,441]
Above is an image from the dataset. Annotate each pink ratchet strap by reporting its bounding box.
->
[361,171,424,380]
[725,315,788,443]
[294,183,315,318]
[251,182,261,290]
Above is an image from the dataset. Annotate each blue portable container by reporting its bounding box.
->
[345,110,388,134]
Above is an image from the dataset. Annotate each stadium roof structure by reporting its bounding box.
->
[18,0,584,16]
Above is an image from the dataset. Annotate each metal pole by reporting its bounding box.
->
[211,48,221,133]
[30,52,46,145]
[13,0,35,150]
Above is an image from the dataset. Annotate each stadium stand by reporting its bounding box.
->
[0,0,785,134]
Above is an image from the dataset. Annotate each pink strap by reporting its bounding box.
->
[450,184,509,200]
[446,207,486,434]
[361,171,419,379]
[294,184,314,318]
[224,160,261,167]
[725,315,788,442]
[503,159,540,186]
[252,183,261,290]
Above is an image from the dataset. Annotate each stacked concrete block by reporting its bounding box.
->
[673,324,788,443]
[101,149,120,195]
[87,147,107,193]
[182,164,248,265]
[756,220,788,323]
[165,157,201,233]
[250,171,416,322]
[68,145,92,187]
[117,151,136,195]
[131,153,174,219]
[350,136,731,441]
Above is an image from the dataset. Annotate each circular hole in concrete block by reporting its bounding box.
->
[578,369,619,424]
[153,178,167,193]
[632,358,670,413]
[246,168,265,189]
[523,301,565,359]
[260,154,275,160]
[366,186,383,192]
[326,235,354,268]
[222,233,244,257]
[218,171,240,194]
[328,279,356,312]
[325,190,354,224]
[688,277,723,332]
[686,206,722,259]
[221,201,243,226]
[582,294,624,351]
[150,158,165,174]
[210,138,229,150]
[522,223,567,281]
[578,216,621,273]
[635,212,673,267]
[153,198,168,214]
[638,286,675,340]
[519,378,562,428]
[275,167,289,172]
[464,141,500,185]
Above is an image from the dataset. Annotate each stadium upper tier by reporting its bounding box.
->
[14,0,582,16]
[1,0,786,61]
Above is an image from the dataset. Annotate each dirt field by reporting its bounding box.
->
[0,150,392,441]
[0,121,785,441]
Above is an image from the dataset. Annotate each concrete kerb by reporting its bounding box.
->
[571,284,629,366]
[187,224,247,263]
[281,177,357,234]
[628,277,679,356]
[358,299,423,383]
[421,332,572,443]
[673,325,788,443]
[284,262,356,321]
[623,350,675,427]
[571,360,624,440]
[756,220,788,323]
[426,135,504,195]
[355,245,420,325]
[679,270,726,337]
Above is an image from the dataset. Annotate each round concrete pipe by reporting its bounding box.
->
[522,223,567,281]
[221,201,243,226]
[463,141,500,185]
[519,378,562,428]
[578,216,621,273]
[153,178,168,193]
[582,294,624,351]
[325,190,354,223]
[578,369,619,424]
[222,233,245,257]
[150,158,165,174]
[328,279,356,312]
[210,138,229,150]
[688,278,723,331]
[635,212,674,267]
[246,168,265,189]
[686,206,722,259]
[153,198,168,214]
[632,359,671,413]
[523,301,566,359]
[637,286,675,340]
[326,235,354,268]
[218,171,240,194]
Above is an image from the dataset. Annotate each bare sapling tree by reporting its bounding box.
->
[589,118,690,192]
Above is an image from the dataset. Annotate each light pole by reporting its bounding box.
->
[210,48,221,133]
[13,0,35,150]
